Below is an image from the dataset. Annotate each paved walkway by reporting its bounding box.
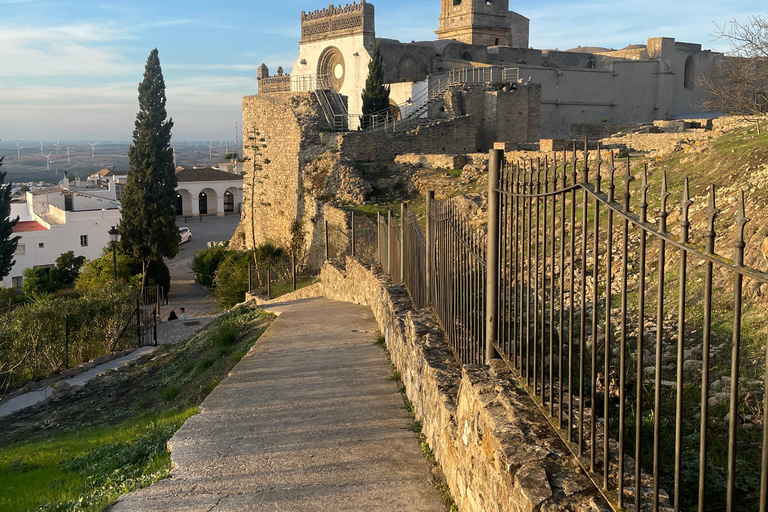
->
[110,298,445,512]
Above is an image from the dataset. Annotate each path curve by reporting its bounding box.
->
[110,298,445,512]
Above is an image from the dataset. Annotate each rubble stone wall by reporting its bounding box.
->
[338,116,477,160]
[240,92,337,264]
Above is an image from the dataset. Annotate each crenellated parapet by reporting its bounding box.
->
[300,1,375,46]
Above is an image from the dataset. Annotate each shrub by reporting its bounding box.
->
[213,251,254,308]
[191,245,230,287]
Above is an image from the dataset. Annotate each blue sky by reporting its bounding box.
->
[0,0,764,142]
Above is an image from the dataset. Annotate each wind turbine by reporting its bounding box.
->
[90,143,97,158]
[40,142,44,156]
[44,153,53,171]
[66,146,71,164]
[207,143,213,159]
[16,143,24,160]
[172,147,177,167]
[55,141,60,155]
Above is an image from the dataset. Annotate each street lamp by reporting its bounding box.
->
[108,226,120,281]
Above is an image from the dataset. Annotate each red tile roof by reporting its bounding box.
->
[13,221,48,233]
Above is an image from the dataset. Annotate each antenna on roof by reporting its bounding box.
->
[90,142,97,158]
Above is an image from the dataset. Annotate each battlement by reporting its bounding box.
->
[300,1,375,45]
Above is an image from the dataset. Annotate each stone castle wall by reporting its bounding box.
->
[338,116,477,160]
[241,92,337,264]
[441,83,541,149]
[300,1,375,47]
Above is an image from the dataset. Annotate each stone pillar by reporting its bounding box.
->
[216,193,225,216]
[191,193,200,215]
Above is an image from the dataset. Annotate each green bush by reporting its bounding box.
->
[146,259,171,295]
[191,245,230,287]
[0,282,139,388]
[213,251,254,308]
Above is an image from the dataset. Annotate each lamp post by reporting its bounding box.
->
[108,226,120,281]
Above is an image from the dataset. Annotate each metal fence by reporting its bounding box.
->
[428,192,488,365]
[402,205,428,309]
[348,145,768,512]
[248,256,317,301]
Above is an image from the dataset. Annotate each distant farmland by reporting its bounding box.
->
[0,141,237,183]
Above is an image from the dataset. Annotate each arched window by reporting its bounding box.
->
[684,56,695,90]
[198,192,208,215]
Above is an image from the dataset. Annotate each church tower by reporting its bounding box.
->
[435,0,529,48]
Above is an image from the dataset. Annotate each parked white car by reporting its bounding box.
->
[179,227,192,244]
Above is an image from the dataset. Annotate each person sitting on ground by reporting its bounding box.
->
[178,307,189,320]
[167,310,178,321]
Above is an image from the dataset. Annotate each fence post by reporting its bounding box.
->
[292,253,297,292]
[152,309,157,346]
[387,210,394,278]
[400,203,406,284]
[65,315,69,369]
[426,190,434,306]
[377,212,382,268]
[325,220,330,262]
[485,149,502,363]
[351,212,356,258]
[267,268,271,300]
[136,298,141,348]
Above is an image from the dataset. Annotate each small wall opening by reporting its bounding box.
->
[684,56,695,90]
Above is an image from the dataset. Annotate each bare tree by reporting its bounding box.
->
[702,15,768,133]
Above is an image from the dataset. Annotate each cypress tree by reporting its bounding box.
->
[120,48,179,287]
[360,41,390,129]
[0,158,20,280]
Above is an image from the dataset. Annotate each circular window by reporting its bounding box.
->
[317,47,345,93]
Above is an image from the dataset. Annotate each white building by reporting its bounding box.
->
[174,167,244,217]
[5,185,121,289]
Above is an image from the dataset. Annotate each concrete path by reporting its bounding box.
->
[110,298,445,512]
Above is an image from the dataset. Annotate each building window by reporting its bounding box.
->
[14,244,25,255]
[80,235,88,247]
[11,276,22,288]
[453,0,461,5]
[39,242,44,249]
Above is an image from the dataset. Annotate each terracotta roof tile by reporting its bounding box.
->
[13,221,48,233]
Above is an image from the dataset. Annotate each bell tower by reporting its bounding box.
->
[436,0,529,48]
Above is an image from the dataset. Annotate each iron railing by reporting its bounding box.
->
[402,204,428,309]
[248,256,317,300]
[341,145,768,512]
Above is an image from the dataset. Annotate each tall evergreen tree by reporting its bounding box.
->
[0,158,20,280]
[120,49,179,287]
[360,41,390,129]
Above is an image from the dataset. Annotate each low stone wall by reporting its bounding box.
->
[338,116,477,161]
[394,154,468,170]
[250,259,610,512]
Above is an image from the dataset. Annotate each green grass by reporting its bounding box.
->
[0,409,195,512]
[0,304,273,512]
